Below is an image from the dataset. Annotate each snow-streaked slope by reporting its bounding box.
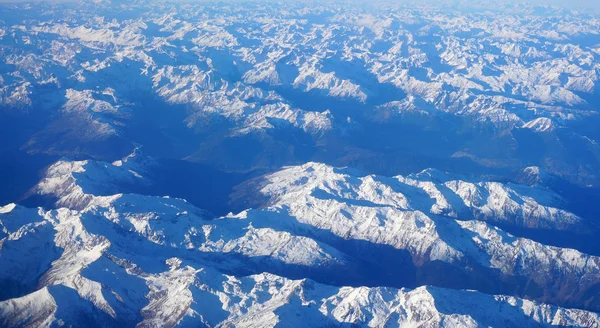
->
[4,158,600,314]
[32,150,154,209]
[259,163,587,233]
[523,117,555,132]
[236,162,600,310]
[151,65,334,135]
[1,201,600,328]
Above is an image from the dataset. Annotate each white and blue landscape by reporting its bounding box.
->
[1,0,600,327]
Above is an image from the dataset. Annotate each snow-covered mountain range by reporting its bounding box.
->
[2,153,600,326]
[2,0,600,186]
[2,0,600,326]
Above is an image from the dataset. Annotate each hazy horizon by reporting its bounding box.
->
[0,0,599,10]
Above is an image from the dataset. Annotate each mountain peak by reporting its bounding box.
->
[522,117,555,132]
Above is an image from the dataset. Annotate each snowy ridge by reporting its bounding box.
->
[152,65,333,135]
[32,151,153,209]
[523,117,556,132]
[241,163,600,310]
[260,163,586,233]
[2,159,600,326]
[1,196,600,327]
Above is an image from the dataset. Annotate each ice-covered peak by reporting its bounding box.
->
[522,117,555,132]
[32,152,153,209]
[257,162,586,233]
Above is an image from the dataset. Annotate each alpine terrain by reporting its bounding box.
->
[1,0,600,327]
